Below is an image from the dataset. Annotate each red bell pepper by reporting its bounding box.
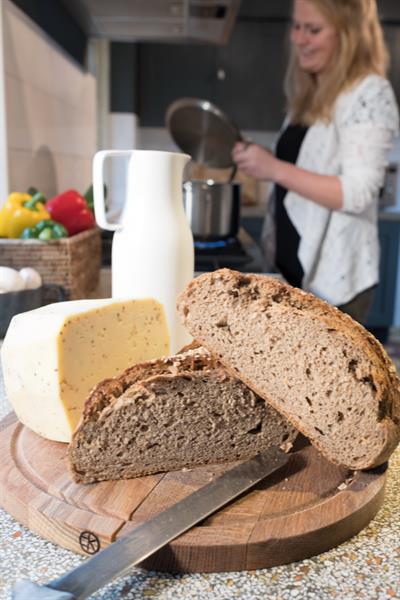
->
[45,189,95,236]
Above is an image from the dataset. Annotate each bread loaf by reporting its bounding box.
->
[68,344,297,483]
[177,269,400,470]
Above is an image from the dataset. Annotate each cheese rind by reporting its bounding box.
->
[1,298,170,442]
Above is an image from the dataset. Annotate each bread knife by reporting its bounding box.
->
[12,446,289,600]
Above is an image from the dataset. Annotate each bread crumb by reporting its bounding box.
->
[280,442,293,453]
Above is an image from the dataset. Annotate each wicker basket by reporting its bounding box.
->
[0,228,101,301]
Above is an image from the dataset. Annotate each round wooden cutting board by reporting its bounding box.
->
[0,412,387,573]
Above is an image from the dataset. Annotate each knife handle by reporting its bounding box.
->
[12,580,76,599]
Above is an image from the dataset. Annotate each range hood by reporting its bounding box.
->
[64,0,241,45]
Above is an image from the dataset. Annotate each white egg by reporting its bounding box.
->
[19,267,42,289]
[0,267,26,293]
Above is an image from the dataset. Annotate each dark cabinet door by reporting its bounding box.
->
[213,21,288,130]
[137,21,289,130]
[383,25,400,108]
[137,44,217,127]
[366,220,400,328]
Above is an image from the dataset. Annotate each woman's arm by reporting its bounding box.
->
[232,142,344,210]
[233,78,399,214]
[275,160,343,210]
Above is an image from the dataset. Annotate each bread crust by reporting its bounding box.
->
[177,269,400,470]
[68,344,297,483]
[79,341,213,422]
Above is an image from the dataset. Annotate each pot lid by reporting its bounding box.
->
[165,97,242,169]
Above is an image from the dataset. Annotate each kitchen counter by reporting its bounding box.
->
[1,270,400,599]
[241,201,400,222]
[0,360,400,599]
[378,208,400,221]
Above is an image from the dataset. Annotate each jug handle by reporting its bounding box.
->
[92,150,132,231]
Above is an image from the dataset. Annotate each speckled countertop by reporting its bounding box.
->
[0,342,400,600]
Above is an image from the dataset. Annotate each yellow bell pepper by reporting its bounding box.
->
[0,192,50,238]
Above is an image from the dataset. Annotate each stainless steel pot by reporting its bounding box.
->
[183,180,241,240]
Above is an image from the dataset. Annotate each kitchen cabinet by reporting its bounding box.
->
[126,21,400,130]
[382,25,400,107]
[213,21,288,130]
[137,43,216,125]
[241,216,264,244]
[365,219,400,339]
[9,0,87,66]
[137,21,288,130]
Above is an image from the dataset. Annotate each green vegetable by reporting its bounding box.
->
[20,227,38,239]
[26,186,38,196]
[83,183,108,212]
[0,192,50,238]
[38,227,53,241]
[23,192,47,210]
[83,185,94,212]
[20,219,68,241]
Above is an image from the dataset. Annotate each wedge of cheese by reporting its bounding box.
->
[1,298,169,442]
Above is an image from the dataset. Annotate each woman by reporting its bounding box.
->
[232,0,399,323]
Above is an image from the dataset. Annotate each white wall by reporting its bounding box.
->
[0,5,8,201]
[106,112,140,218]
[0,0,96,203]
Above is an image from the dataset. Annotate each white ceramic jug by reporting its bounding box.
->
[93,149,194,353]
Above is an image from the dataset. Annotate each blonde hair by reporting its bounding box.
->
[286,0,389,124]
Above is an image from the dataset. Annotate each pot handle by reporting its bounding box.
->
[229,139,252,183]
[228,164,238,183]
[93,150,132,231]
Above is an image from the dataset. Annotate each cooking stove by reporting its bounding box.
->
[101,229,265,273]
[194,238,252,271]
[194,236,257,272]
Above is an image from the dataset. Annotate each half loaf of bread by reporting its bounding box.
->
[68,344,297,483]
[177,269,400,470]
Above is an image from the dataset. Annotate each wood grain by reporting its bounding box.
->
[0,413,387,573]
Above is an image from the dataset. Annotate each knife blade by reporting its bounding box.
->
[12,446,289,600]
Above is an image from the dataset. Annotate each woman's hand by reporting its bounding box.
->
[231,142,280,181]
[232,141,344,210]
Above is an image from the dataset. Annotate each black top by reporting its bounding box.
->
[275,124,308,288]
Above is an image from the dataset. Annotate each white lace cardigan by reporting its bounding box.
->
[261,74,399,306]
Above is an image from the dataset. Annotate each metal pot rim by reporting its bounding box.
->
[183,179,241,189]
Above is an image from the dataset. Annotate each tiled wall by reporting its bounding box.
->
[0,0,96,203]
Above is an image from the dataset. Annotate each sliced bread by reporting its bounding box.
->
[177,269,400,470]
[68,344,297,483]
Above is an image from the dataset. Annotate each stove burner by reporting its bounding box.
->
[101,231,264,273]
[194,237,237,250]
[194,236,255,270]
